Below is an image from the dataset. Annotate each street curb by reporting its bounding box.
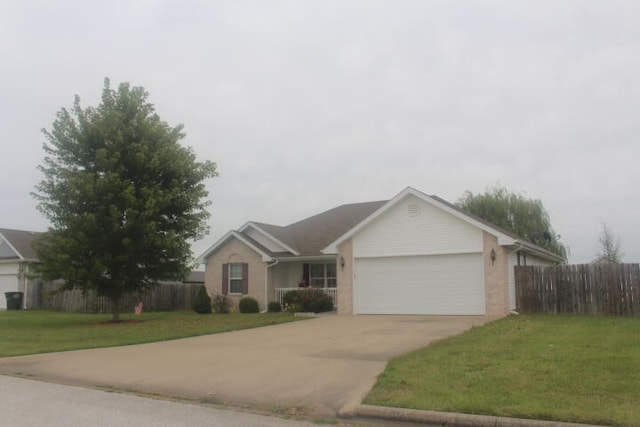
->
[342,404,606,427]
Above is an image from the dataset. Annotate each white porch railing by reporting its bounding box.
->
[275,287,337,307]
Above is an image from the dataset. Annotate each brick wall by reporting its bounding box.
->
[337,239,354,315]
[483,232,509,318]
[204,237,267,311]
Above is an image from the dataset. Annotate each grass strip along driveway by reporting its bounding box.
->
[0,310,302,357]
[365,315,640,427]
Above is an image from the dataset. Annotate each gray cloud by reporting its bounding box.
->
[1,0,639,263]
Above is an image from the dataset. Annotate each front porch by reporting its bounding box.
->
[274,287,337,307]
[269,258,338,308]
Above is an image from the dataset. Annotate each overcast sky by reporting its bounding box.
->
[1,1,638,264]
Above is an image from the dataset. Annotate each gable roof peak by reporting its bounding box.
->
[241,221,300,256]
[0,228,43,261]
[323,187,519,251]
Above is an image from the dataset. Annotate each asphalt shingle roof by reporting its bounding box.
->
[0,228,43,261]
[249,200,387,256]
[206,188,562,263]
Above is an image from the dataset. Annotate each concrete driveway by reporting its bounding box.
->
[0,315,485,416]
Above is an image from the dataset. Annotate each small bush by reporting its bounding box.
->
[267,301,282,313]
[282,290,302,307]
[211,293,232,314]
[239,297,259,313]
[282,288,334,313]
[308,294,334,313]
[192,285,212,314]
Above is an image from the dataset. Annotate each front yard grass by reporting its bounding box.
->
[364,315,640,427]
[0,310,302,357]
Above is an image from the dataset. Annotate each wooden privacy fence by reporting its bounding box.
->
[515,263,640,316]
[36,281,203,313]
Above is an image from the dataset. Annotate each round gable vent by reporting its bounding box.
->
[408,204,421,217]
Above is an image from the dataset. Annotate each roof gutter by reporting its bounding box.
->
[513,240,564,263]
[272,255,335,262]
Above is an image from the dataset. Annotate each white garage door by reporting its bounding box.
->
[354,253,485,315]
[0,275,18,310]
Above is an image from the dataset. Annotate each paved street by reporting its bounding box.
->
[0,375,324,427]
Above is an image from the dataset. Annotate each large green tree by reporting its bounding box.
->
[33,79,217,321]
[456,185,567,259]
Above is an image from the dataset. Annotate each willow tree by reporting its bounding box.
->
[456,185,567,259]
[33,79,217,321]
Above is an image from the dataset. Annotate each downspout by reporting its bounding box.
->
[263,259,279,313]
[23,262,29,309]
[513,242,526,266]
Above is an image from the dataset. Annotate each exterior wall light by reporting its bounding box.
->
[339,255,345,270]
[490,248,497,265]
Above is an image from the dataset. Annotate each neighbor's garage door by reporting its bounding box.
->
[354,253,485,315]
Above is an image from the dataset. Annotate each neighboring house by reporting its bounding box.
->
[0,228,42,309]
[197,187,563,318]
[185,271,205,285]
[160,271,205,285]
[0,227,205,311]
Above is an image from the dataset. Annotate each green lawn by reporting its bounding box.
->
[364,315,640,427]
[0,310,302,357]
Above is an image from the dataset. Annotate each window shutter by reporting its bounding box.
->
[303,263,310,286]
[222,263,229,294]
[242,263,249,294]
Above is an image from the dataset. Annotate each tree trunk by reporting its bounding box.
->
[110,298,121,322]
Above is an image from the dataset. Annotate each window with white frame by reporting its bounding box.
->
[309,263,337,288]
[229,263,244,294]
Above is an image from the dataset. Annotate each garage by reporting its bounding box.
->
[354,253,485,315]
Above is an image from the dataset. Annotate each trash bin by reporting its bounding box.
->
[4,292,24,310]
